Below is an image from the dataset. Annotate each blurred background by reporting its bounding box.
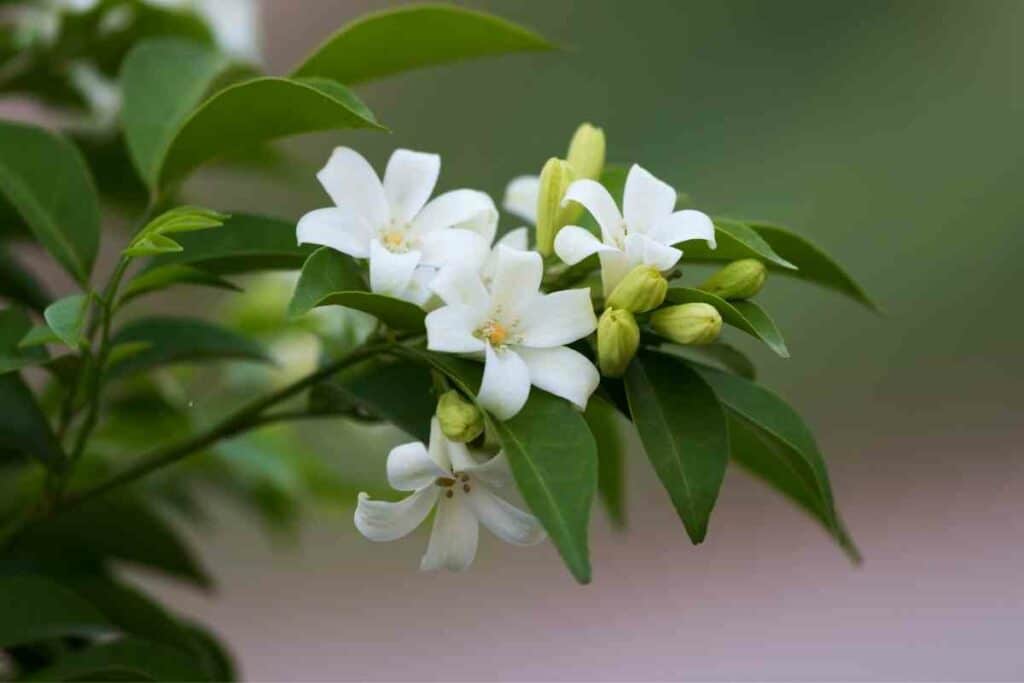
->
[4,0,1023,680]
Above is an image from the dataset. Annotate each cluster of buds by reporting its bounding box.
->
[535,123,606,256]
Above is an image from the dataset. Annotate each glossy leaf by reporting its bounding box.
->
[0,373,64,466]
[293,4,554,84]
[43,293,90,350]
[0,120,100,282]
[665,287,789,358]
[22,637,210,683]
[680,218,796,270]
[0,245,49,312]
[124,206,228,258]
[119,265,241,306]
[0,307,48,374]
[624,351,729,543]
[584,394,627,527]
[0,575,113,648]
[659,342,757,380]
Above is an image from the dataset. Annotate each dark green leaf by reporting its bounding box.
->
[119,265,241,306]
[17,325,61,350]
[0,574,113,648]
[22,637,210,682]
[183,622,237,682]
[681,218,796,270]
[0,307,48,374]
[0,245,49,312]
[0,121,100,282]
[307,291,426,332]
[0,373,64,466]
[584,395,627,527]
[624,351,729,543]
[665,287,789,358]
[292,4,555,84]
[658,342,757,380]
[43,293,90,350]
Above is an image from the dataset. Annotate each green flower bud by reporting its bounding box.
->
[650,303,723,345]
[698,259,767,300]
[437,390,484,443]
[606,265,668,313]
[535,157,575,257]
[566,122,606,182]
[597,308,640,377]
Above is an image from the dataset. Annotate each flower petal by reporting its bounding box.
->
[427,416,452,472]
[624,233,682,272]
[463,451,512,489]
[382,149,440,224]
[411,189,498,245]
[466,486,546,546]
[387,440,449,491]
[623,163,676,235]
[296,207,373,258]
[502,175,540,225]
[553,225,618,266]
[419,228,490,270]
[518,289,597,348]
[444,439,478,473]
[420,495,479,571]
[598,249,633,296]
[478,344,531,420]
[430,265,490,312]
[354,487,438,542]
[562,179,623,245]
[497,227,530,251]
[317,147,389,228]
[516,345,600,410]
[425,304,486,354]
[369,239,421,298]
[490,246,542,320]
[650,209,717,249]
[400,265,440,308]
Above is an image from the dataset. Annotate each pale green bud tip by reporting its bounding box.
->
[437,390,484,443]
[699,259,767,300]
[606,265,668,313]
[535,157,574,257]
[566,122,606,182]
[597,308,640,378]
[650,303,723,345]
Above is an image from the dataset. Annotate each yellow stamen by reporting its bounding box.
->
[484,322,508,346]
[382,231,404,250]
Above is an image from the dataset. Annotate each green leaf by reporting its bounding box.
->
[0,574,113,648]
[692,365,860,561]
[0,245,50,312]
[184,622,237,682]
[0,120,100,282]
[17,325,62,350]
[0,373,64,466]
[156,76,384,191]
[105,341,153,369]
[584,395,627,528]
[659,342,757,380]
[290,247,425,330]
[749,222,880,312]
[292,4,555,84]
[108,316,270,379]
[123,233,184,257]
[665,287,789,358]
[624,351,729,543]
[680,218,796,271]
[123,206,228,259]
[0,307,48,374]
[43,293,90,350]
[22,637,210,683]
[119,265,240,306]
[121,38,239,189]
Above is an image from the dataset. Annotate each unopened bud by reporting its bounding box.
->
[437,390,484,443]
[650,303,722,345]
[535,157,575,257]
[699,259,766,300]
[597,308,640,377]
[566,123,605,182]
[606,265,668,313]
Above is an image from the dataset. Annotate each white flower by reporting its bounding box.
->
[426,246,599,420]
[502,175,540,225]
[480,226,529,286]
[355,417,545,572]
[554,164,716,295]
[297,147,498,306]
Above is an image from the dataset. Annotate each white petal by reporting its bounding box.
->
[553,225,618,266]
[420,495,479,572]
[419,228,490,270]
[466,486,545,546]
[400,265,440,308]
[427,416,452,471]
[317,147,389,228]
[425,305,486,354]
[444,439,478,473]
[489,246,542,320]
[650,209,716,250]
[502,175,540,225]
[624,233,682,272]
[496,227,530,251]
[463,451,512,489]
[518,289,597,348]
[478,344,531,420]
[516,345,600,411]
[296,207,373,258]
[430,265,490,312]
[387,441,448,491]
[623,163,676,235]
[411,189,498,245]
[562,179,623,245]
[598,249,634,297]
[369,240,421,298]
[354,487,438,542]
[382,149,440,224]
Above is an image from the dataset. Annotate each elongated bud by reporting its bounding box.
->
[699,259,767,300]
[597,308,640,377]
[566,123,605,182]
[606,265,668,313]
[650,303,722,345]
[535,157,574,257]
[437,390,484,443]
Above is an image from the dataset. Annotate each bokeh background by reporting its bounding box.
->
[10,0,1024,680]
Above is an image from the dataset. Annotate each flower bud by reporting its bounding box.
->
[437,390,484,443]
[535,157,575,257]
[606,265,668,313]
[698,259,766,300]
[566,122,605,182]
[650,303,723,345]
[597,308,640,377]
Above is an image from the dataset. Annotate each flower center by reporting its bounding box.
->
[436,472,471,498]
[481,321,508,346]
[381,229,406,251]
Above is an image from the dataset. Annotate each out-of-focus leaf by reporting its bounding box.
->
[665,287,789,358]
[104,341,152,369]
[0,245,49,312]
[0,373,64,466]
[17,325,61,350]
[292,4,554,84]
[184,622,237,682]
[0,574,113,648]
[22,637,210,683]
[0,308,48,374]
[0,121,100,283]
[658,342,757,380]
[119,265,241,306]
[42,293,90,350]
[584,394,627,528]
[624,351,728,544]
